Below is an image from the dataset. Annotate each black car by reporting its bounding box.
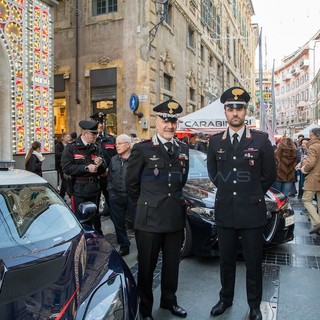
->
[181,150,295,257]
[0,162,140,319]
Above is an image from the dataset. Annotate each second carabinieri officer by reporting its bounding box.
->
[207,87,276,320]
[126,99,189,320]
[61,120,107,234]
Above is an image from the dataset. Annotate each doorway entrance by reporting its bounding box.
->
[93,99,117,135]
[54,98,67,141]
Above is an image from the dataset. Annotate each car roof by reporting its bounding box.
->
[0,169,47,185]
[189,149,207,156]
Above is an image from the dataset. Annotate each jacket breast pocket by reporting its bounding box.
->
[249,195,264,204]
[147,158,165,169]
[243,151,259,160]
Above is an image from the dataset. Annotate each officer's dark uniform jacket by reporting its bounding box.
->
[55,141,65,170]
[207,126,276,229]
[126,135,189,233]
[61,136,107,196]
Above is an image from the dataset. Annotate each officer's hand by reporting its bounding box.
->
[87,164,98,173]
[94,157,103,166]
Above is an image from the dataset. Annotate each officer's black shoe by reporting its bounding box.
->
[249,307,262,320]
[118,248,130,256]
[160,304,187,318]
[210,301,232,316]
[310,224,320,234]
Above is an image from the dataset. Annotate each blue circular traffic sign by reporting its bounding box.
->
[129,94,139,111]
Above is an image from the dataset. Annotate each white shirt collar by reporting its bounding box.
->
[81,136,90,146]
[157,134,174,146]
[228,126,245,142]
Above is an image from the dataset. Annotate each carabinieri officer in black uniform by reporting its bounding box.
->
[126,100,189,320]
[207,87,276,320]
[61,120,107,234]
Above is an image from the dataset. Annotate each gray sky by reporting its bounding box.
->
[251,0,320,69]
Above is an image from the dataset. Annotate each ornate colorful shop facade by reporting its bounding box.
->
[0,0,57,180]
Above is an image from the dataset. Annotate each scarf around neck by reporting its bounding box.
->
[33,150,45,162]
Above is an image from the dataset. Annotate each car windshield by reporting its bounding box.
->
[188,150,209,179]
[0,183,81,249]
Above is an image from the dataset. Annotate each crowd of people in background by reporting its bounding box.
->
[50,126,320,237]
[271,130,320,235]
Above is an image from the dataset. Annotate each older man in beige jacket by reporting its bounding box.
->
[301,127,320,234]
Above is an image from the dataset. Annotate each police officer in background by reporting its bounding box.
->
[55,132,70,198]
[126,100,189,320]
[207,87,276,320]
[91,112,117,215]
[61,120,107,234]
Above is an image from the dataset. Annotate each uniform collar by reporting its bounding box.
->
[157,134,174,145]
[228,126,245,142]
[152,134,178,147]
[81,136,90,146]
[222,126,252,140]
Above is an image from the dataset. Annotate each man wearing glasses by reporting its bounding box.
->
[107,134,135,256]
[61,120,107,234]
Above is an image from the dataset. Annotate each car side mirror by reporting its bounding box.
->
[78,202,97,224]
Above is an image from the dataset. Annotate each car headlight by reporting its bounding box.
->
[265,196,289,212]
[84,274,124,320]
[190,206,215,221]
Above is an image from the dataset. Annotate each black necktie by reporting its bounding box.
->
[164,142,174,156]
[232,133,239,150]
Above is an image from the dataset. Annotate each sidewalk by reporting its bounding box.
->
[101,195,320,320]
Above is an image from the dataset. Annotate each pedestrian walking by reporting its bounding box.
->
[194,132,208,153]
[272,137,297,196]
[25,141,45,177]
[126,99,189,320]
[107,134,135,256]
[301,127,320,234]
[61,120,107,234]
[296,138,309,198]
[207,87,276,320]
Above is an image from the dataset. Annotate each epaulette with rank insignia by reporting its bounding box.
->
[140,139,151,144]
[250,128,264,134]
[212,130,224,136]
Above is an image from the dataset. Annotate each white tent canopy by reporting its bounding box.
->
[177,99,256,135]
[292,123,320,139]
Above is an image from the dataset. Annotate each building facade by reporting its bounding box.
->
[53,0,257,139]
[0,0,57,183]
[311,67,320,124]
[274,30,320,137]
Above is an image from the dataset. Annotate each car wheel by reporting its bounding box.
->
[181,219,192,257]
